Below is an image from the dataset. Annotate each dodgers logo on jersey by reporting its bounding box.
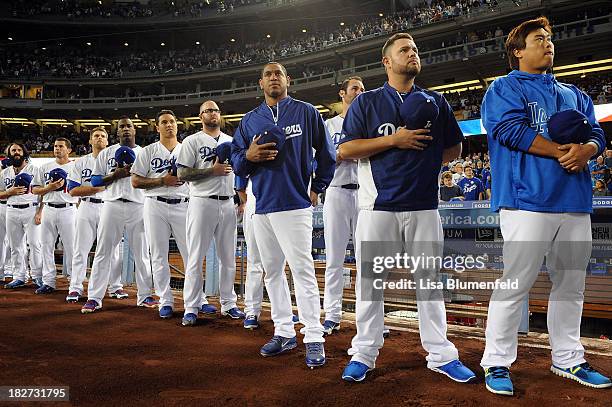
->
[331,132,343,147]
[462,182,478,194]
[4,177,14,189]
[284,124,303,139]
[378,123,397,136]
[199,146,217,162]
[151,157,173,173]
[81,168,93,182]
[528,101,548,134]
[107,157,118,171]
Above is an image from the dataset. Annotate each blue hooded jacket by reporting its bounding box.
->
[231,96,335,214]
[481,70,604,213]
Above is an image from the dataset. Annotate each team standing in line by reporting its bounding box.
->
[2,17,611,393]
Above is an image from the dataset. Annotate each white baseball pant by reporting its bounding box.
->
[143,198,189,308]
[242,196,290,318]
[348,209,458,369]
[323,186,359,323]
[183,197,238,315]
[481,209,591,369]
[69,201,123,295]
[87,200,153,306]
[1,204,11,276]
[253,207,324,343]
[6,205,41,282]
[40,205,76,288]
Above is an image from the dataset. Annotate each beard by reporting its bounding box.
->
[404,63,421,78]
[204,119,219,129]
[10,155,24,166]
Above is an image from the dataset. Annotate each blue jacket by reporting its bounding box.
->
[482,70,605,213]
[340,82,463,211]
[231,96,335,214]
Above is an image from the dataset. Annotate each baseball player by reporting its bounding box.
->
[176,100,244,326]
[0,143,42,288]
[81,117,157,313]
[231,62,335,368]
[31,138,77,294]
[131,110,190,319]
[321,76,364,335]
[480,17,610,395]
[235,176,296,329]
[338,33,476,383]
[66,127,127,303]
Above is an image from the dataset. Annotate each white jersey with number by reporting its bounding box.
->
[131,141,189,199]
[93,143,145,204]
[325,115,358,187]
[175,131,234,198]
[32,160,77,204]
[68,154,104,199]
[0,163,39,205]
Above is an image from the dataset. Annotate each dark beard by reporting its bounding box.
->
[10,156,24,166]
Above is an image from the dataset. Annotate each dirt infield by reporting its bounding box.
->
[1,279,611,407]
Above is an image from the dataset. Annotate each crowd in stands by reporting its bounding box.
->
[590,150,612,196]
[1,0,505,79]
[7,0,284,20]
[440,153,491,201]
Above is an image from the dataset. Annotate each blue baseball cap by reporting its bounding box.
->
[115,146,136,167]
[256,126,286,168]
[216,142,233,164]
[14,172,33,188]
[547,109,592,145]
[399,91,439,130]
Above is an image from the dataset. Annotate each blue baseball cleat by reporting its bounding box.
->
[182,313,197,326]
[430,359,476,383]
[5,279,26,289]
[260,336,297,357]
[222,307,245,319]
[35,284,55,295]
[305,342,326,368]
[551,362,612,388]
[484,366,513,396]
[199,304,218,315]
[342,361,373,382]
[322,320,340,336]
[159,306,173,319]
[243,314,259,329]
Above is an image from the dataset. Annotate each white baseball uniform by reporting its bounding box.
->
[322,114,359,323]
[131,141,190,308]
[176,130,238,316]
[1,163,42,283]
[241,179,290,318]
[32,160,77,288]
[67,153,124,296]
[86,143,154,307]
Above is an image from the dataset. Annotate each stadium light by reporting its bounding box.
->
[195,41,200,45]
[124,42,129,46]
[8,37,13,41]
[340,22,345,26]
[302,29,307,33]
[266,34,271,38]
[230,38,236,42]
[379,13,384,17]
[86,42,91,46]
[161,42,165,46]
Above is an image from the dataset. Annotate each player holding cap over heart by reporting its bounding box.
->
[338,33,476,383]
